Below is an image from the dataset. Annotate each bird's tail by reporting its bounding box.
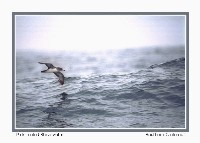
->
[41,69,47,73]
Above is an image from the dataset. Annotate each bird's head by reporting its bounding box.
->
[57,67,65,71]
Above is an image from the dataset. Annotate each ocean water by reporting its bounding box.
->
[15,46,186,128]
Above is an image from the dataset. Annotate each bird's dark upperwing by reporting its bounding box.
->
[38,62,55,69]
[54,72,65,85]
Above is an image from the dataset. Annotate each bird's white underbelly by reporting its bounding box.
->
[46,68,58,73]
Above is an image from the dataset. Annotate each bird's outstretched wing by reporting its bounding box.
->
[54,72,65,85]
[38,62,55,69]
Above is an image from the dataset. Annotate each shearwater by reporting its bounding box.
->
[39,62,65,85]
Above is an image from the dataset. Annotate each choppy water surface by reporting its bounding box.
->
[16,47,186,128]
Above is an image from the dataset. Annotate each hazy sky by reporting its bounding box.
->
[16,15,185,52]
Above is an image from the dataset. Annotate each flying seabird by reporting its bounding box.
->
[39,62,65,85]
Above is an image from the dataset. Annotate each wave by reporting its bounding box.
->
[148,57,185,69]
[16,57,186,128]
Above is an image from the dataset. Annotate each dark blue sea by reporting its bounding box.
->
[16,46,185,128]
